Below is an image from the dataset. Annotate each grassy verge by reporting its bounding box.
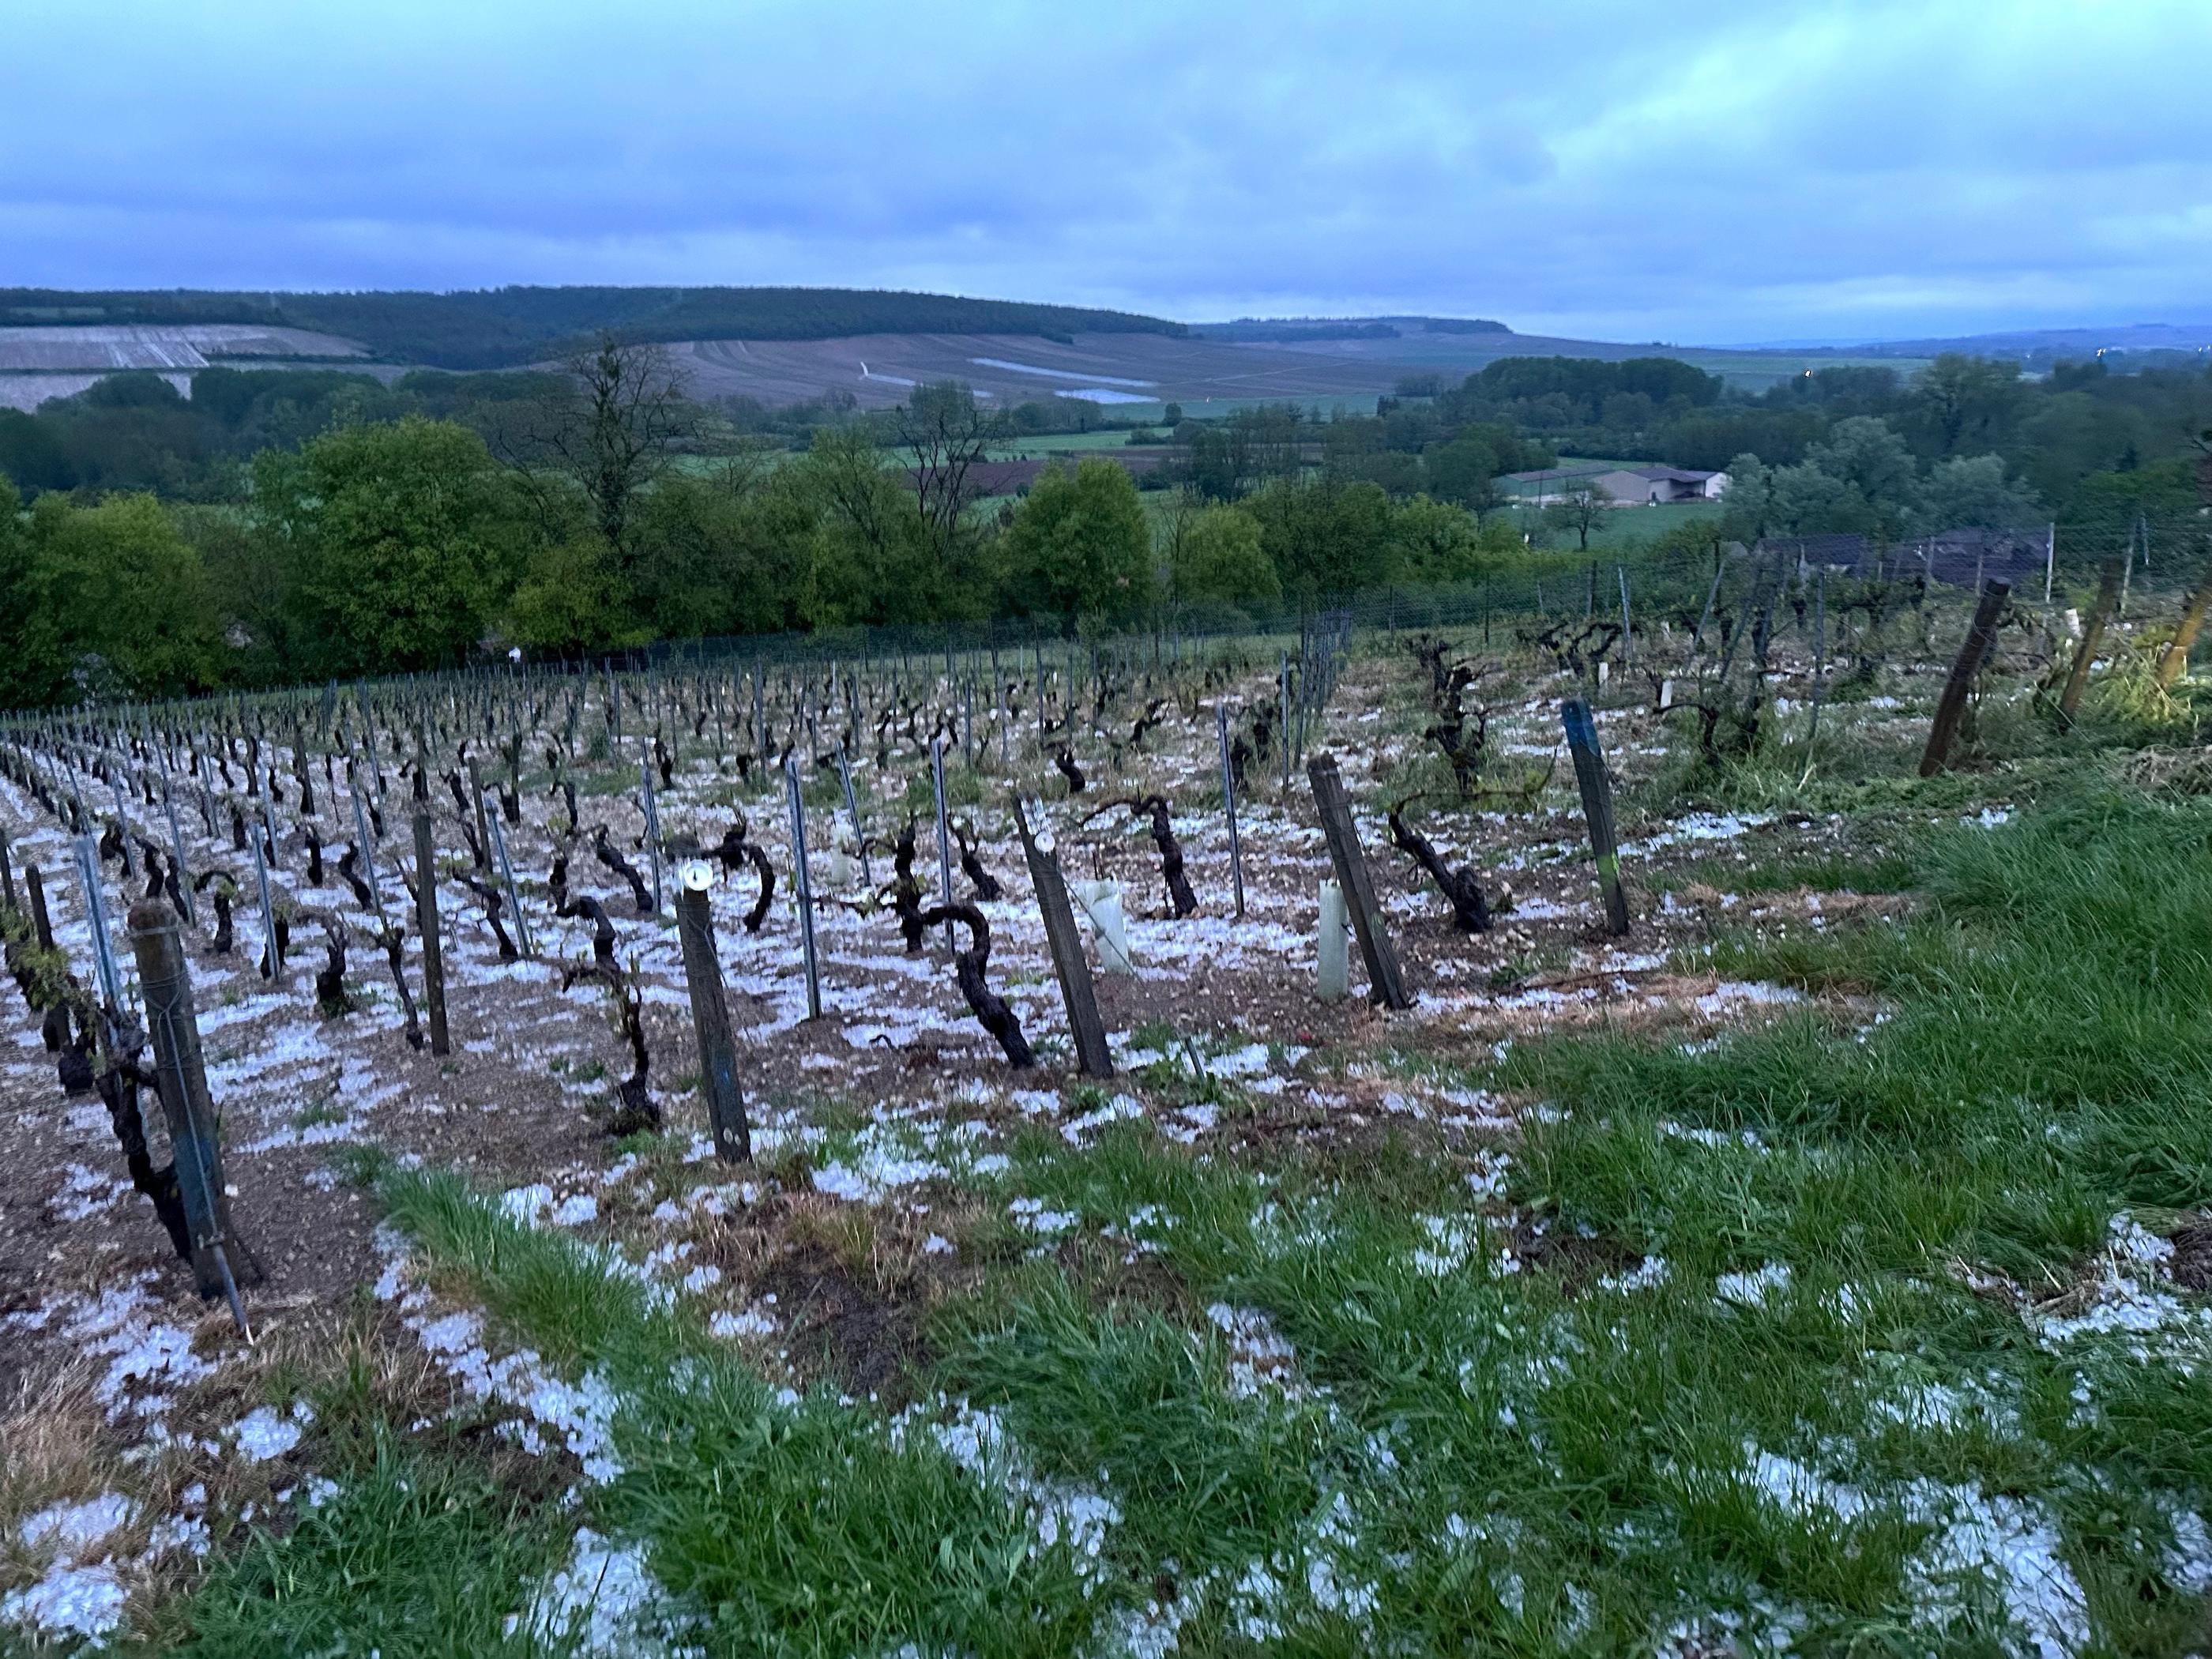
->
[160,784,2207,1655]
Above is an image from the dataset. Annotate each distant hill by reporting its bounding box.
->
[1198,315,1511,342]
[1835,322,2212,368]
[0,286,1187,371]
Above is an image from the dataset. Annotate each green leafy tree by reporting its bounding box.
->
[507,537,641,657]
[1243,478,1398,595]
[256,416,532,675]
[1805,416,1919,510]
[1421,436,1510,518]
[1169,503,1278,608]
[0,476,38,707]
[630,461,808,639]
[1908,354,2026,457]
[1002,459,1154,619]
[1391,495,1499,583]
[785,427,951,626]
[20,491,218,702]
[1917,455,2041,532]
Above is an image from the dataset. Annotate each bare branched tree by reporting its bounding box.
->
[899,382,1004,563]
[491,333,692,566]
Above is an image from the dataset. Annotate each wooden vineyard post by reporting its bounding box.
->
[1014,798,1115,1078]
[0,827,14,914]
[637,750,664,916]
[2154,543,2212,690]
[1216,703,1245,919]
[784,758,822,1021]
[129,899,261,1316]
[1560,700,1631,938]
[26,862,55,950]
[412,808,450,1056]
[1305,755,1411,1010]
[1278,653,1292,791]
[2057,559,2121,725]
[1919,578,2011,777]
[1691,553,1726,658]
[674,859,750,1163]
[930,736,956,951]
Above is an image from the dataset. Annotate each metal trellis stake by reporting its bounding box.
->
[784,757,822,1021]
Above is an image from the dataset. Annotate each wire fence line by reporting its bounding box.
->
[2,512,2203,733]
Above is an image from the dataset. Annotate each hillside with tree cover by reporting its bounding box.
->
[0,287,1188,371]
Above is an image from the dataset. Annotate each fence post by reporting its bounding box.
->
[1305,754,1411,1009]
[412,807,450,1055]
[2154,544,2212,690]
[1919,579,2010,777]
[674,860,750,1163]
[129,899,261,1314]
[1014,798,1115,1077]
[784,757,822,1021]
[1561,699,1631,937]
[2057,559,2120,725]
[1215,703,1245,919]
[0,827,13,915]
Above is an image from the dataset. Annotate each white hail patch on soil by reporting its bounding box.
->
[2028,1213,2212,1374]
[17,1494,134,1556]
[227,1403,310,1462]
[1206,1304,1305,1400]
[1715,1261,1794,1309]
[897,1400,1122,1592]
[508,1528,698,1657]
[1,1563,130,1648]
[375,1225,625,1484]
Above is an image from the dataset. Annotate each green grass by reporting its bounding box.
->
[182,785,2211,1656]
[367,1164,1098,1658]
[170,1428,578,1658]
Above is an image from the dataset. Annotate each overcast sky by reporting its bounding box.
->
[2,1,2204,344]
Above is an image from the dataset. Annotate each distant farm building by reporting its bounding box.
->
[1500,463,1729,505]
[1586,465,1729,503]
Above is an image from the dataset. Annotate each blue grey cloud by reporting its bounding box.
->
[2,0,2206,341]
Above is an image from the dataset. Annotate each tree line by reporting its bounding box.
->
[0,344,1535,709]
[3,337,2206,709]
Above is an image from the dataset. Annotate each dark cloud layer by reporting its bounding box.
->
[2,0,2205,341]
